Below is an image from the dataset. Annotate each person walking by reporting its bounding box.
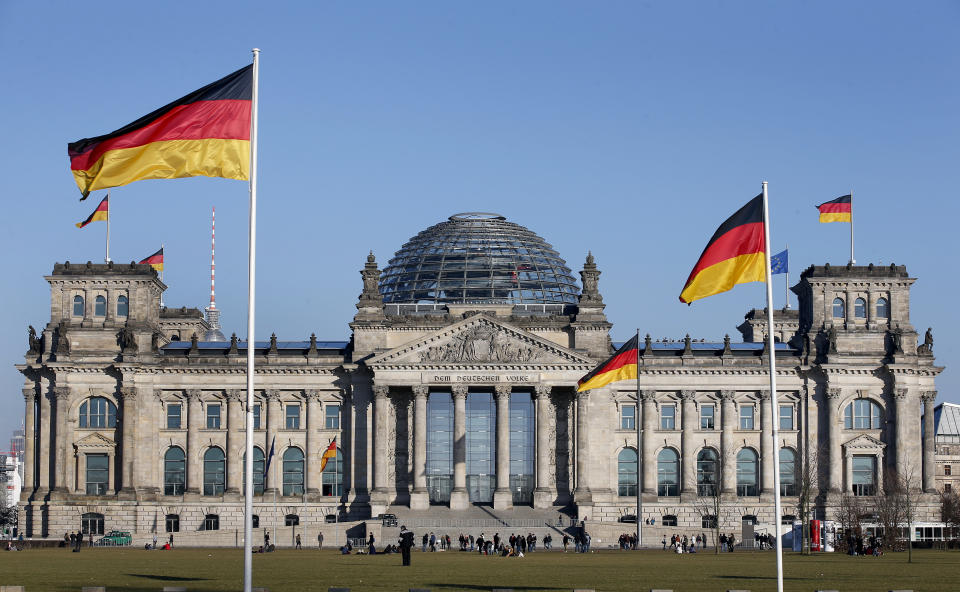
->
[296,533,302,549]
[367,532,376,555]
[168,533,174,548]
[398,526,414,566]
[318,532,324,549]
[152,533,158,549]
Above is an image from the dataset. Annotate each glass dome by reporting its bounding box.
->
[379,213,580,305]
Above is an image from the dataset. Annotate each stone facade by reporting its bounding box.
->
[16,251,944,544]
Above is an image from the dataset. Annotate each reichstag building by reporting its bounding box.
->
[16,212,943,543]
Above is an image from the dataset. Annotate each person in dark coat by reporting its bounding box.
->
[398,525,414,566]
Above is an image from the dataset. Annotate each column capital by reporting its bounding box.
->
[412,385,429,399]
[533,384,551,399]
[894,388,908,401]
[640,389,657,402]
[303,389,322,401]
[719,390,735,402]
[118,386,137,401]
[373,384,389,399]
[575,389,591,402]
[452,385,468,399]
[225,389,245,403]
[53,386,71,400]
[758,389,771,401]
[494,384,512,399]
[185,389,203,403]
[921,390,938,404]
[22,387,36,401]
[827,388,842,400]
[263,389,280,402]
[679,390,696,401]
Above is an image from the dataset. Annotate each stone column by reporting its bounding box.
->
[185,389,203,495]
[372,385,390,503]
[264,390,281,494]
[304,390,321,497]
[107,450,116,492]
[759,390,774,494]
[105,288,115,322]
[119,387,137,497]
[410,386,430,510]
[641,390,656,495]
[720,391,736,494]
[680,390,697,497]
[450,385,469,509]
[37,381,51,493]
[894,389,910,474]
[574,390,592,502]
[53,386,71,494]
[826,388,843,493]
[225,390,243,495]
[493,385,513,509]
[922,391,937,492]
[22,387,36,499]
[533,385,554,508]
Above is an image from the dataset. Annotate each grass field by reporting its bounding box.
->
[1,547,958,592]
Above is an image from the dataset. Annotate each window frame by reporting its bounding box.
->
[617,448,638,497]
[736,448,759,497]
[85,453,109,496]
[779,404,794,430]
[851,454,877,496]
[321,449,343,497]
[876,297,889,319]
[285,514,300,527]
[204,514,220,531]
[203,447,226,496]
[285,404,301,429]
[660,404,676,430]
[833,297,845,319]
[844,399,882,430]
[94,295,106,317]
[324,404,340,429]
[700,404,715,430]
[79,397,118,429]
[116,294,129,317]
[163,446,186,496]
[282,447,305,496]
[206,403,222,429]
[739,404,755,430]
[253,403,261,430]
[166,403,182,429]
[779,447,797,496]
[165,514,180,533]
[696,448,719,497]
[854,297,867,319]
[657,448,680,497]
[81,512,104,536]
[620,404,636,431]
[73,295,85,317]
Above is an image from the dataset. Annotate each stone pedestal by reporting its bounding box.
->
[493,489,513,510]
[449,489,469,510]
[410,489,430,510]
[533,488,553,509]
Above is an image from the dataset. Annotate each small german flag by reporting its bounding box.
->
[320,439,338,472]
[816,194,852,223]
[139,247,164,271]
[679,194,766,304]
[75,194,109,228]
[68,64,252,199]
[577,334,639,392]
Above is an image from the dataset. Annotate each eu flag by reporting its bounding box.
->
[770,249,788,275]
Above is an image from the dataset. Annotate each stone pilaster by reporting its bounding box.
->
[922,391,937,492]
[641,390,657,495]
[304,390,321,497]
[533,385,554,508]
[679,390,696,498]
[185,389,203,496]
[450,385,469,510]
[118,386,138,498]
[493,385,512,510]
[894,388,910,474]
[52,386,71,496]
[759,390,774,494]
[225,390,243,495]
[371,385,390,509]
[720,390,736,494]
[826,388,843,493]
[574,389,592,503]
[21,386,35,500]
[264,389,281,494]
[410,386,429,510]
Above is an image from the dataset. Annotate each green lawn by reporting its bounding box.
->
[1,548,957,592]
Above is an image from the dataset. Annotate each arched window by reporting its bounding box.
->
[854,297,866,319]
[844,399,882,429]
[282,447,304,496]
[617,448,638,497]
[833,298,845,318]
[285,514,300,526]
[203,447,225,496]
[243,447,265,495]
[876,297,889,318]
[252,514,259,528]
[73,295,85,317]
[779,448,797,496]
[736,448,759,496]
[697,448,719,497]
[116,295,129,317]
[322,449,343,497]
[81,512,104,535]
[657,448,679,497]
[94,295,106,317]
[163,447,185,495]
[78,397,118,428]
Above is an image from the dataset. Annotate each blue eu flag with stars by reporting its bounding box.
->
[770,249,788,275]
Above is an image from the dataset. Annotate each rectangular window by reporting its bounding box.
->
[946,465,952,476]
[286,404,301,429]
[325,404,340,429]
[253,404,261,429]
[165,514,180,533]
[700,405,715,430]
[621,405,636,430]
[204,514,220,531]
[206,403,221,429]
[946,484,953,493]
[852,455,877,496]
[660,405,676,430]
[779,404,794,430]
[86,453,109,495]
[739,405,755,430]
[166,404,182,429]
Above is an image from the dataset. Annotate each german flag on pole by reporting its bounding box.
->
[139,247,164,271]
[577,334,639,392]
[75,194,109,228]
[320,439,338,472]
[68,65,252,199]
[679,194,766,304]
[817,194,852,223]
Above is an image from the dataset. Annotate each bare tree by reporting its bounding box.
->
[835,492,865,553]
[882,464,921,561]
[796,442,825,555]
[941,490,960,544]
[693,485,724,554]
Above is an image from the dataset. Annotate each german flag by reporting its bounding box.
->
[577,334,639,392]
[75,194,109,228]
[139,247,164,271]
[817,194,852,223]
[320,439,338,472]
[679,194,765,304]
[68,65,252,199]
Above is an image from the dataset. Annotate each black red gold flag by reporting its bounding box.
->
[577,334,639,392]
[320,439,338,472]
[75,194,109,228]
[816,194,852,223]
[139,247,164,271]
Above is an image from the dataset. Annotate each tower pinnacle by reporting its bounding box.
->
[204,206,226,341]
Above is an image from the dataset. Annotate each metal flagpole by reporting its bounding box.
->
[105,192,111,263]
[243,47,260,592]
[635,328,642,548]
[761,181,784,592]
[784,244,789,310]
[159,243,165,308]
[849,190,855,264]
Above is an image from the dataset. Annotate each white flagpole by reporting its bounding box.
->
[159,243,165,308]
[784,244,789,310]
[849,190,855,264]
[761,181,784,592]
[243,48,260,592]
[635,328,642,548]
[105,192,111,263]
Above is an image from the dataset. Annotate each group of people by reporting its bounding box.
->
[719,533,737,552]
[845,533,883,557]
[662,533,707,553]
[61,531,94,551]
[617,533,639,550]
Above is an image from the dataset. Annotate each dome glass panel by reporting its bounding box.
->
[380,213,579,305]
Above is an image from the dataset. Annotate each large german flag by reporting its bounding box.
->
[817,194,852,223]
[679,194,766,304]
[577,334,639,392]
[320,439,338,472]
[75,194,109,228]
[68,65,252,199]
[139,247,164,271]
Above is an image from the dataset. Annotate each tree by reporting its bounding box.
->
[834,492,865,553]
[881,464,921,561]
[940,490,960,545]
[0,498,16,536]
[795,442,825,555]
[692,449,723,554]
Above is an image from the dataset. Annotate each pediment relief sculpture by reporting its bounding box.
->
[74,432,116,451]
[420,324,546,363]
[842,433,886,450]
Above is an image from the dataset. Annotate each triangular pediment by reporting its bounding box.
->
[366,314,594,368]
[842,433,886,450]
[74,432,116,450]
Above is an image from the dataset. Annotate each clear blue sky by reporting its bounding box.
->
[1,1,957,441]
